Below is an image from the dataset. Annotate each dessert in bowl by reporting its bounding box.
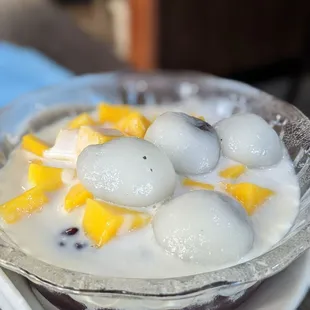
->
[0,72,309,310]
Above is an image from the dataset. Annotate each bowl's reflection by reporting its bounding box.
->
[32,283,261,310]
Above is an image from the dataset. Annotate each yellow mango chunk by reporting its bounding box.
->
[225,183,274,215]
[0,187,48,223]
[22,134,49,157]
[191,114,206,121]
[98,103,134,123]
[83,199,150,247]
[64,183,93,212]
[182,178,214,190]
[28,162,63,191]
[68,113,96,129]
[76,126,121,153]
[219,164,246,179]
[116,112,151,138]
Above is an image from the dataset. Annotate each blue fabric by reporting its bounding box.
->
[0,42,73,108]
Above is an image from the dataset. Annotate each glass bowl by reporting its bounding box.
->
[0,72,309,310]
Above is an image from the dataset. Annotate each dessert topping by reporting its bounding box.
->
[68,113,96,129]
[116,112,151,138]
[83,199,151,247]
[0,187,48,223]
[219,164,246,179]
[22,134,49,157]
[182,178,214,190]
[64,183,93,212]
[28,162,63,191]
[224,182,274,215]
[98,103,135,123]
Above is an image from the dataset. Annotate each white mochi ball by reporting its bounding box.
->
[144,112,220,175]
[77,137,176,207]
[153,190,254,267]
[215,113,282,167]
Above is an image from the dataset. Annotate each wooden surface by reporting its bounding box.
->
[129,0,158,70]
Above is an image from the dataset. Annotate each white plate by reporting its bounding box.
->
[1,251,310,310]
[0,269,42,310]
[238,250,310,310]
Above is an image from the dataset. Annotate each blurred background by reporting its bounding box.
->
[57,0,310,113]
[1,0,310,111]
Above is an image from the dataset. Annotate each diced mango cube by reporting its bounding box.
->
[76,126,121,153]
[68,113,96,129]
[98,103,134,123]
[64,183,93,212]
[83,199,150,247]
[130,213,151,230]
[191,114,206,121]
[28,159,43,165]
[116,112,151,138]
[28,162,63,190]
[22,134,49,157]
[225,183,274,215]
[182,178,214,190]
[219,164,246,179]
[0,187,48,223]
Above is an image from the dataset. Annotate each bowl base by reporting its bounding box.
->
[31,282,260,310]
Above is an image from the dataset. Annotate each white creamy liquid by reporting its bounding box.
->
[0,101,300,278]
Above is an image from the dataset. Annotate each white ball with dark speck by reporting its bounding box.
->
[144,112,221,175]
[215,113,282,167]
[77,137,176,207]
[153,190,254,267]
